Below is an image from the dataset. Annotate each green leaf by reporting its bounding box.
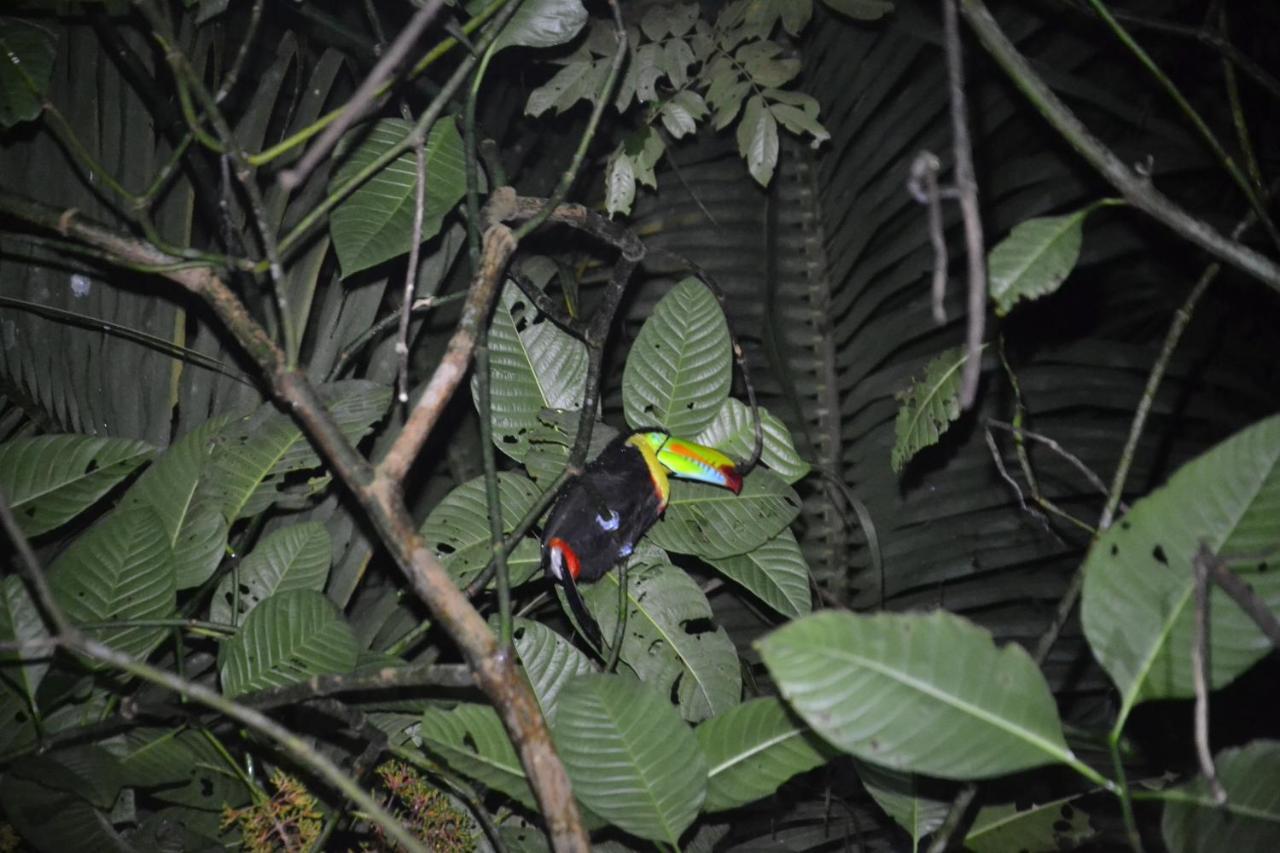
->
[1162,741,1280,853]
[493,0,588,51]
[770,103,831,148]
[0,435,155,537]
[522,410,618,483]
[780,0,814,35]
[640,5,668,40]
[662,38,696,88]
[419,472,544,588]
[988,210,1089,316]
[204,381,391,520]
[511,618,596,725]
[580,555,741,722]
[553,674,707,844]
[9,745,124,809]
[757,610,1072,779]
[820,0,894,21]
[329,118,466,277]
[135,730,252,810]
[890,347,969,473]
[219,589,358,698]
[49,503,175,660]
[419,703,535,808]
[648,467,802,559]
[210,522,331,625]
[736,94,779,186]
[697,697,832,811]
[605,147,637,217]
[475,282,589,462]
[525,57,592,117]
[1082,415,1280,710]
[0,774,133,853]
[127,416,231,589]
[696,397,810,483]
[966,794,1095,853]
[0,575,50,707]
[705,528,812,618]
[0,17,57,128]
[856,761,951,846]
[622,277,732,436]
[112,727,200,788]
[660,99,697,139]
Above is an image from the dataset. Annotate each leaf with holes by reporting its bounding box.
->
[48,503,175,660]
[523,409,618,483]
[0,575,51,707]
[705,528,812,618]
[698,697,832,811]
[696,397,810,483]
[0,435,155,537]
[219,590,358,697]
[203,381,391,520]
[210,522,331,625]
[649,467,801,559]
[553,674,706,844]
[580,554,741,722]
[623,277,731,436]
[757,610,1072,779]
[966,794,1095,853]
[1162,741,1280,853]
[0,18,57,127]
[988,209,1090,316]
[511,618,596,725]
[419,473,544,588]
[1082,415,1280,711]
[329,118,466,277]
[419,703,535,808]
[126,416,231,589]
[890,347,970,473]
[474,282,588,462]
[493,0,588,52]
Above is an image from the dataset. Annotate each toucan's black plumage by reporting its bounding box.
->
[540,429,741,646]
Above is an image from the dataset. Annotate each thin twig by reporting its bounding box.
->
[396,136,430,405]
[942,0,987,409]
[986,420,1112,500]
[239,663,475,709]
[1191,545,1227,803]
[1203,544,1280,651]
[279,0,446,191]
[960,0,1280,292]
[214,0,263,103]
[908,151,949,324]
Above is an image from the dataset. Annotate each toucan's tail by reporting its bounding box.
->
[559,574,603,648]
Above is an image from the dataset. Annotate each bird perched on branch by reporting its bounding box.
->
[541,429,742,646]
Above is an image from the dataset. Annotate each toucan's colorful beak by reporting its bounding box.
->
[641,432,743,494]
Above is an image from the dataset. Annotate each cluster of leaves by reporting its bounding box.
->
[524,0,879,214]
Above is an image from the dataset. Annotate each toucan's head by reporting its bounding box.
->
[631,430,743,495]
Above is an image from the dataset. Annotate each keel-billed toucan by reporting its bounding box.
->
[541,430,742,646]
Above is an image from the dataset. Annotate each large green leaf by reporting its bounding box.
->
[511,618,596,725]
[1161,741,1280,853]
[0,774,133,853]
[648,468,802,559]
[697,697,832,812]
[890,347,968,473]
[522,409,617,483]
[966,794,1095,853]
[8,745,124,809]
[125,729,252,811]
[623,277,731,436]
[0,17,57,128]
[0,575,51,707]
[553,674,707,845]
[203,381,391,520]
[329,117,466,277]
[695,398,810,484]
[475,282,588,462]
[0,435,154,537]
[493,0,588,52]
[210,522,331,625]
[111,727,200,788]
[419,472,543,588]
[218,589,358,697]
[418,703,535,808]
[48,503,175,660]
[705,528,812,618]
[126,416,231,589]
[988,209,1089,316]
[856,761,950,849]
[580,553,741,722]
[1082,415,1280,712]
[757,610,1072,779]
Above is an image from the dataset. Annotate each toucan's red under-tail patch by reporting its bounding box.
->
[547,537,581,580]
